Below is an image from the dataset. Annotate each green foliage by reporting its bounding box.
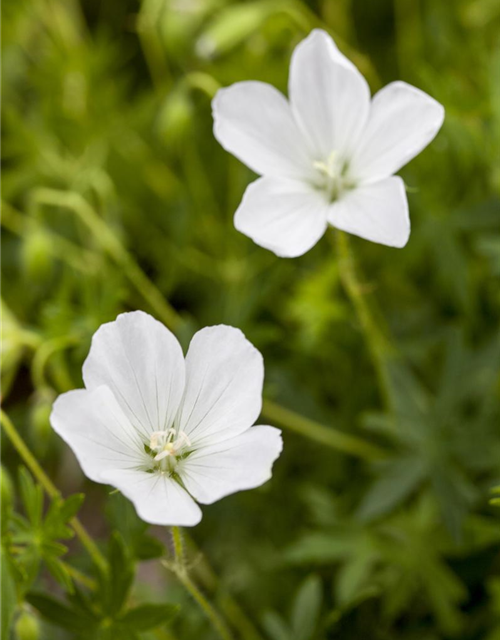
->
[2,0,500,638]
[26,533,179,639]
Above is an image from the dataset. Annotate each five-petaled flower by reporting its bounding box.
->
[50,311,282,526]
[212,29,445,257]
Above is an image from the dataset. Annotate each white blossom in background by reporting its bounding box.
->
[212,29,445,257]
[51,311,282,526]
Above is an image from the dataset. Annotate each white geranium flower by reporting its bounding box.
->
[50,311,282,526]
[212,29,445,257]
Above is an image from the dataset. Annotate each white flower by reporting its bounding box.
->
[212,29,445,257]
[50,311,282,526]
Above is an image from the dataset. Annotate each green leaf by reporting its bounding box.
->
[291,575,322,640]
[104,532,134,615]
[27,592,97,634]
[261,611,290,640]
[18,467,43,527]
[44,493,84,538]
[118,603,179,631]
[44,556,74,593]
[356,457,426,521]
[1,546,17,639]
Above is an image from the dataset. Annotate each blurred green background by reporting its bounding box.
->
[2,0,500,638]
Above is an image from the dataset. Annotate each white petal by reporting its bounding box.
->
[212,81,312,180]
[234,176,329,258]
[180,426,282,504]
[50,386,145,483]
[328,177,410,247]
[289,29,371,160]
[102,469,202,526]
[351,81,445,182]
[176,326,263,446]
[83,311,185,437]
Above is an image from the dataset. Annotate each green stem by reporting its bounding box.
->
[261,399,386,460]
[30,189,182,332]
[334,230,394,409]
[184,534,264,640]
[0,410,107,572]
[169,527,234,640]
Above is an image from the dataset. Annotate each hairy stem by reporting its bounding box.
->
[168,527,234,640]
[184,534,264,640]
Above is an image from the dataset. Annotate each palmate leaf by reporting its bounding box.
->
[285,496,469,634]
[360,330,500,537]
[9,467,85,595]
[26,592,99,634]
[356,457,427,522]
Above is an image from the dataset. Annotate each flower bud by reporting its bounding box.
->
[21,229,53,284]
[15,610,40,640]
[157,88,193,144]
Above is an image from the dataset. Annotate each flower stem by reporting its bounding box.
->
[184,534,264,640]
[334,230,395,409]
[30,188,182,333]
[0,409,107,572]
[261,399,386,460]
[169,527,234,640]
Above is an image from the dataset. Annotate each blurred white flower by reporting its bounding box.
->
[51,311,282,526]
[212,29,445,257]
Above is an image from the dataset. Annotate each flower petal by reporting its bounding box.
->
[327,176,410,247]
[234,176,329,257]
[351,81,445,182]
[101,469,202,526]
[83,311,185,437]
[212,81,312,179]
[289,29,371,160]
[180,426,282,504]
[50,386,145,483]
[176,326,263,446]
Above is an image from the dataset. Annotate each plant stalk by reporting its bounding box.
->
[168,527,234,640]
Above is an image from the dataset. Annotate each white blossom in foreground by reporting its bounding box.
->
[50,311,282,526]
[212,29,445,257]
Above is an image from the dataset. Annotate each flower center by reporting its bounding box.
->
[148,428,191,472]
[312,151,355,202]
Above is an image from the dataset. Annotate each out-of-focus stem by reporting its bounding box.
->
[0,410,107,572]
[262,399,386,460]
[334,230,394,408]
[168,527,234,640]
[30,188,182,333]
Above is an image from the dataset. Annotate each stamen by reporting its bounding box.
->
[312,150,353,202]
[148,428,191,462]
